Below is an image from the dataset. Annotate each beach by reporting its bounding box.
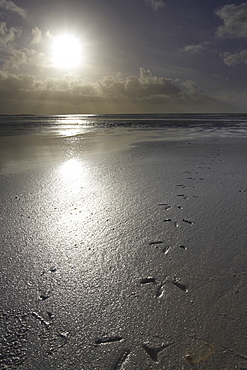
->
[1,125,247,369]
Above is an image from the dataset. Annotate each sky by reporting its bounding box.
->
[0,0,247,114]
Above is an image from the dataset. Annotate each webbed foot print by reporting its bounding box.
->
[163,245,171,254]
[182,218,193,225]
[39,291,51,301]
[142,342,175,362]
[164,205,172,210]
[140,277,166,298]
[239,188,247,194]
[178,245,188,250]
[164,218,172,222]
[177,194,188,199]
[140,277,156,284]
[112,349,131,370]
[31,311,51,328]
[171,277,188,293]
[155,282,166,298]
[149,241,163,246]
[38,267,57,301]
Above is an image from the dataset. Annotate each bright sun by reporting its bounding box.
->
[52,34,82,69]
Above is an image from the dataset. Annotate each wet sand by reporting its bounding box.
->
[1,129,247,369]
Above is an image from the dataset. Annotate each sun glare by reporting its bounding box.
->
[52,34,83,69]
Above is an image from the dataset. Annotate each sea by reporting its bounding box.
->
[0,113,247,139]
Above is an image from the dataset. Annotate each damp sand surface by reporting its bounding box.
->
[1,129,247,369]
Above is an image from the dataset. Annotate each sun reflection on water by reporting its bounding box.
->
[58,158,89,197]
[55,158,93,232]
[59,158,83,177]
[55,114,95,137]
[59,128,83,137]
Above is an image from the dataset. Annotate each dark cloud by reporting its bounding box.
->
[0,21,21,47]
[181,80,202,97]
[1,45,46,71]
[180,44,207,53]
[0,0,27,18]
[222,49,247,66]
[2,48,28,69]
[216,3,247,38]
[0,67,215,114]
[145,0,165,11]
[98,68,180,99]
[0,71,36,91]
[212,73,228,82]
[216,3,247,68]
[0,22,26,70]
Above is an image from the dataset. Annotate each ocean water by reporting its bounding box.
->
[0,113,247,139]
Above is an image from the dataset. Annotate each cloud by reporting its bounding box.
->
[212,73,228,82]
[180,44,206,53]
[0,23,32,70]
[181,80,207,99]
[0,67,213,115]
[0,22,26,69]
[0,70,37,91]
[1,68,181,100]
[145,0,165,11]
[1,47,47,70]
[216,3,247,38]
[98,68,180,99]
[31,27,43,45]
[30,27,52,45]
[216,4,247,68]
[2,49,28,69]
[0,0,27,18]
[222,49,247,66]
[0,23,50,71]
[0,21,21,47]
